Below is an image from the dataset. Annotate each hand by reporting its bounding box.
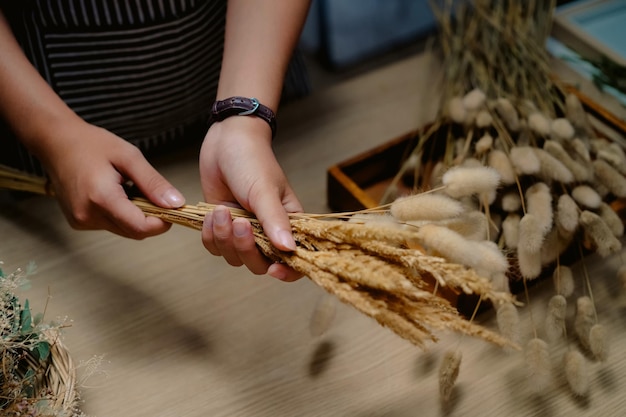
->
[199,116,303,281]
[38,119,185,239]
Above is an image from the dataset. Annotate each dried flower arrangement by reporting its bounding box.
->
[0,262,82,416]
[372,0,626,402]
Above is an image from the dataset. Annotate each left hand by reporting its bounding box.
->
[199,116,303,281]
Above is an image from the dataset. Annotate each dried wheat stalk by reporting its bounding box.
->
[0,165,517,350]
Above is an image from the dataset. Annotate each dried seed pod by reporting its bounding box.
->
[448,96,467,124]
[565,93,593,136]
[510,146,540,175]
[525,338,552,393]
[551,118,575,141]
[564,350,589,396]
[442,166,501,199]
[526,182,553,233]
[571,138,591,162]
[475,109,493,128]
[553,265,575,298]
[497,302,520,347]
[574,296,595,350]
[589,323,609,362]
[598,202,624,237]
[390,193,464,222]
[556,194,580,235]
[571,185,602,209]
[528,112,552,136]
[541,226,573,266]
[543,140,590,182]
[502,213,520,249]
[518,213,545,253]
[488,150,516,185]
[579,210,622,257]
[593,159,626,198]
[533,148,575,184]
[495,97,520,131]
[439,349,462,403]
[463,88,486,111]
[545,294,567,342]
[501,192,522,212]
[475,133,494,154]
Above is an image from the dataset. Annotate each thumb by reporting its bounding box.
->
[116,158,185,208]
[251,192,301,252]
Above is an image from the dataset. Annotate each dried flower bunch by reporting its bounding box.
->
[0,262,81,416]
[384,0,626,401]
[0,164,517,350]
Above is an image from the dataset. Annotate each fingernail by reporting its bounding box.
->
[277,230,297,251]
[214,206,229,225]
[268,263,286,280]
[233,219,247,237]
[162,189,185,207]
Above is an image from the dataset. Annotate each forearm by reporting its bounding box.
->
[217,0,311,112]
[0,10,80,158]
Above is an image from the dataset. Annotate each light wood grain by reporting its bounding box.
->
[1,52,626,417]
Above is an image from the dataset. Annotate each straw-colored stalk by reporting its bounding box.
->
[0,165,517,350]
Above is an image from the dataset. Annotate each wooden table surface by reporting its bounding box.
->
[2,52,626,417]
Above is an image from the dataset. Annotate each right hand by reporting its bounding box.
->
[37,119,185,239]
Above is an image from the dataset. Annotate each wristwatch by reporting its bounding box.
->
[210,96,277,138]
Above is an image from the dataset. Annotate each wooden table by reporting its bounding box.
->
[1,52,625,417]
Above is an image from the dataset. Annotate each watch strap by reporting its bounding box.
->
[210,96,277,138]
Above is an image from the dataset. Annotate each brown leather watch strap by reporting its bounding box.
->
[209,96,277,138]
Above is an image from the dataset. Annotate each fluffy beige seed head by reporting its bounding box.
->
[439,349,462,403]
[528,112,551,136]
[526,182,553,233]
[553,265,575,298]
[442,166,501,199]
[543,140,590,182]
[518,213,545,253]
[556,194,580,235]
[551,118,575,141]
[415,224,479,268]
[575,296,595,350]
[502,214,520,249]
[497,302,520,348]
[488,150,516,185]
[572,138,591,162]
[501,192,522,212]
[545,294,567,342]
[564,350,589,396]
[571,185,602,209]
[510,146,540,175]
[565,93,592,134]
[463,88,486,110]
[579,210,622,257]
[525,338,552,393]
[474,240,509,275]
[475,110,493,128]
[448,96,466,124]
[593,159,626,198]
[589,324,609,362]
[390,193,464,222]
[475,133,493,154]
[495,97,520,131]
[534,148,574,183]
[598,202,624,237]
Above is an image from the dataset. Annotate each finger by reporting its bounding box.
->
[115,149,185,208]
[201,211,220,256]
[210,205,244,267]
[103,196,173,239]
[268,263,304,282]
[251,191,301,252]
[232,217,272,275]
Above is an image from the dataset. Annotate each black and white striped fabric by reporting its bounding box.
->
[1,1,310,175]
